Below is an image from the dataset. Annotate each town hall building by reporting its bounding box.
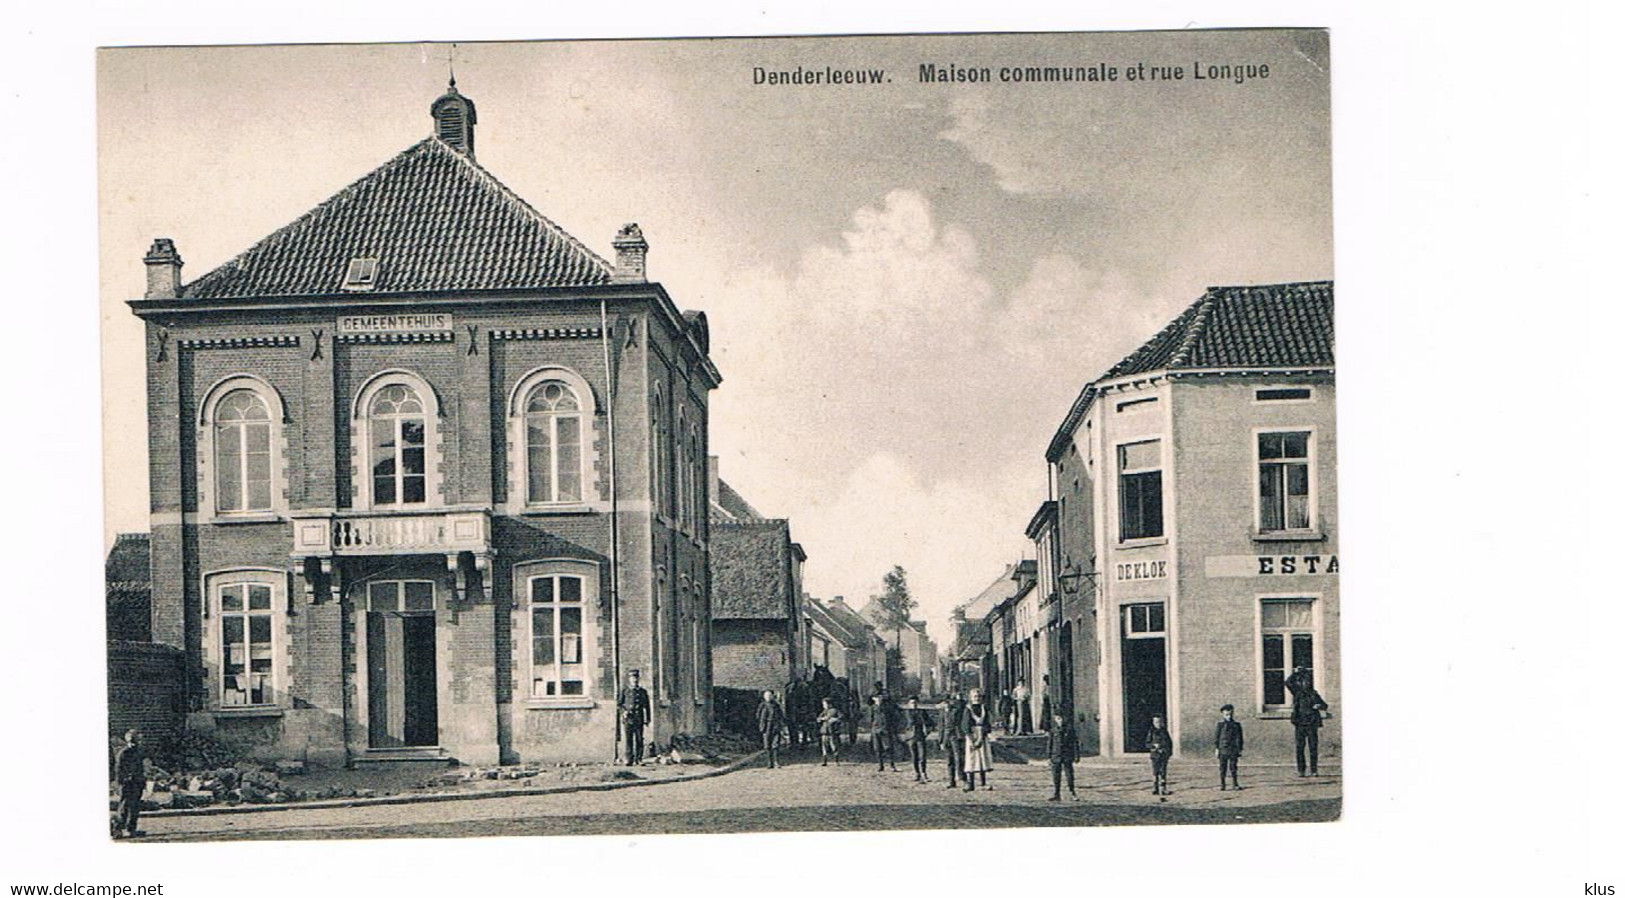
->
[127,80,721,767]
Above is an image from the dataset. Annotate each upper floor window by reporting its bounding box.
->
[215,389,273,513]
[369,384,428,506]
[1258,431,1313,532]
[1117,440,1164,541]
[525,381,584,504]
[651,385,668,518]
[200,376,286,519]
[506,367,596,510]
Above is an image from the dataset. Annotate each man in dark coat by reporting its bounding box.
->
[1215,703,1245,790]
[1285,667,1329,776]
[938,693,966,788]
[618,669,652,765]
[111,729,147,838]
[785,675,812,750]
[757,690,786,768]
[868,694,899,771]
[903,698,933,782]
[1046,708,1079,801]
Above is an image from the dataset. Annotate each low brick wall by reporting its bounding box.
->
[107,641,187,759]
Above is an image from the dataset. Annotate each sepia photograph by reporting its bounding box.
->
[95,30,1339,843]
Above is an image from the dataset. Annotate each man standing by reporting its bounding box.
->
[1285,667,1329,776]
[939,692,966,789]
[111,729,147,839]
[618,669,652,765]
[868,693,899,772]
[757,689,786,768]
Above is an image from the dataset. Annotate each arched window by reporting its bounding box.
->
[215,389,273,513]
[525,381,584,504]
[369,384,428,505]
[199,376,286,519]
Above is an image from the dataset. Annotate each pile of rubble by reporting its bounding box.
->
[111,759,371,811]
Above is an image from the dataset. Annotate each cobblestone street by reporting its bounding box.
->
[134,746,1340,841]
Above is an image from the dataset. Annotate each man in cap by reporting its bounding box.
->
[618,669,652,765]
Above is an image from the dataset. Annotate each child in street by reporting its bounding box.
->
[1046,708,1078,801]
[1215,703,1244,790]
[904,697,932,782]
[817,697,843,766]
[1145,714,1173,799]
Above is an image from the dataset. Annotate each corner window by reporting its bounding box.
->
[1117,440,1164,541]
[529,572,589,699]
[525,381,584,504]
[1258,431,1313,532]
[207,572,286,709]
[1261,598,1317,708]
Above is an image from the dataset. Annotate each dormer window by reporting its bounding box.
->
[343,258,379,292]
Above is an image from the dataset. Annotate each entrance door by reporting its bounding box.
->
[1058,622,1075,719]
[1120,602,1167,753]
[366,581,438,749]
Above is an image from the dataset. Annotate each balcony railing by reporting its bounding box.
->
[290,509,492,557]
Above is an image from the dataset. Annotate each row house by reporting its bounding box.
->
[707,471,808,692]
[1036,281,1338,760]
[127,81,720,766]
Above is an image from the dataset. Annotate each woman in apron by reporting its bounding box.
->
[962,687,994,791]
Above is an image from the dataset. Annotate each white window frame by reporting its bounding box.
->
[506,367,598,512]
[1115,438,1165,543]
[515,559,599,708]
[204,569,288,711]
[352,371,443,511]
[1253,427,1318,535]
[197,375,288,520]
[1254,594,1323,713]
[364,579,438,613]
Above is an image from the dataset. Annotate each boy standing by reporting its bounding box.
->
[1145,714,1173,799]
[1215,703,1244,790]
[868,694,899,772]
[1046,709,1078,801]
[939,692,966,789]
[816,697,843,765]
[904,697,932,783]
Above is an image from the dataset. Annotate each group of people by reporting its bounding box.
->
[1143,665,1331,798]
[752,665,1331,802]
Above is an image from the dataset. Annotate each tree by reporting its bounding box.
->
[871,565,916,649]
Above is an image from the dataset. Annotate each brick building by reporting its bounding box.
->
[707,474,807,692]
[126,81,720,767]
[1039,281,1338,760]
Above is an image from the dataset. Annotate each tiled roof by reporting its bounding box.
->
[181,138,613,300]
[710,521,792,620]
[823,599,878,644]
[806,598,867,649]
[105,533,151,588]
[1102,281,1334,379]
[712,479,766,523]
[1048,280,1333,460]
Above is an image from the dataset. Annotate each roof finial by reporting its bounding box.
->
[448,42,458,89]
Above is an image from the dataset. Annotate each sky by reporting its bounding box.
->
[98,31,1332,647]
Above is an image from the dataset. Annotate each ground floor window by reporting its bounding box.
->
[528,572,589,699]
[209,573,285,708]
[1261,597,1317,708]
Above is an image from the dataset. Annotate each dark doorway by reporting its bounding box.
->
[1120,602,1167,754]
[367,611,439,748]
[1058,622,1075,720]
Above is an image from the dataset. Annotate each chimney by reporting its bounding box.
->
[143,238,183,299]
[612,224,648,284]
[707,455,720,507]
